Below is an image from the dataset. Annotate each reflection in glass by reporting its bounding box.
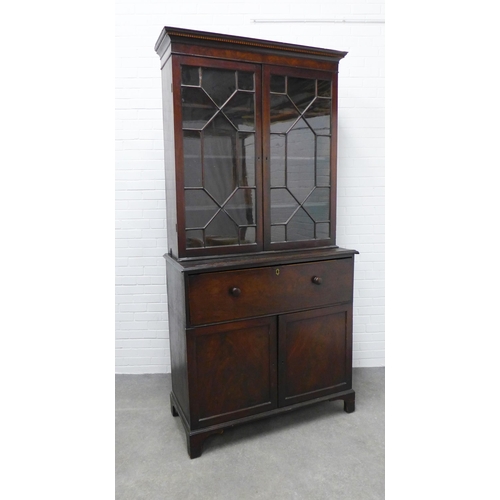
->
[203,114,237,206]
[304,98,331,135]
[316,136,330,187]
[225,188,255,226]
[271,225,286,242]
[317,80,331,97]
[268,73,333,244]
[186,229,204,248]
[183,131,202,187]
[205,211,239,246]
[202,68,236,107]
[270,74,286,93]
[182,66,200,86]
[270,95,299,133]
[237,132,255,187]
[270,134,286,187]
[180,65,257,250]
[240,226,255,244]
[224,92,255,131]
[271,189,298,224]
[237,71,254,90]
[287,77,315,112]
[181,87,217,129]
[316,223,330,239]
[287,207,315,241]
[304,187,330,222]
[184,190,219,229]
[286,119,315,203]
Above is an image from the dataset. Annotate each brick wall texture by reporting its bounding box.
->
[115,0,385,373]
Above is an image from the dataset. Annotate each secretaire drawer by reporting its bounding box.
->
[187,257,354,326]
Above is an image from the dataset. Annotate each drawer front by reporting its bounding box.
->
[188,257,354,326]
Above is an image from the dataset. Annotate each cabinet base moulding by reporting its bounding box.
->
[170,389,355,459]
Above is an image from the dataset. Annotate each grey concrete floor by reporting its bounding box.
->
[116,367,384,500]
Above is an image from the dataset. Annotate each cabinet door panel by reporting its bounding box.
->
[189,317,277,428]
[263,65,338,251]
[173,55,263,258]
[278,305,352,407]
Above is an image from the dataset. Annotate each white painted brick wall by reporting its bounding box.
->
[115,0,385,373]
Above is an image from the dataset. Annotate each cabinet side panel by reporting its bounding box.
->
[166,259,189,422]
[161,56,179,258]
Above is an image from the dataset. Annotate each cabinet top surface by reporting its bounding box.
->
[165,247,358,274]
[154,26,348,62]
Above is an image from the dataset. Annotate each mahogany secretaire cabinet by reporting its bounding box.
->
[154,27,358,458]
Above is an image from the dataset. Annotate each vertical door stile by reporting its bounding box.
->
[261,65,271,249]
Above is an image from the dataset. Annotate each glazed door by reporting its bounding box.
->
[173,55,263,257]
[263,65,338,250]
[278,305,352,407]
[188,316,278,429]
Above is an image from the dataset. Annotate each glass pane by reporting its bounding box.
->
[203,114,237,206]
[304,187,330,222]
[271,189,298,224]
[237,71,254,90]
[205,211,239,246]
[271,225,286,242]
[201,68,236,107]
[270,75,286,93]
[270,134,286,187]
[317,80,331,97]
[180,65,258,252]
[223,92,255,131]
[316,136,330,186]
[304,98,331,135]
[181,87,217,129]
[184,190,219,229]
[316,222,330,239]
[181,66,200,86]
[224,188,256,226]
[186,229,204,248]
[287,77,315,112]
[237,132,255,187]
[286,119,315,203]
[286,207,315,241]
[270,95,299,133]
[240,226,255,244]
[183,131,202,187]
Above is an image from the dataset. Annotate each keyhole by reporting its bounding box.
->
[275,268,280,276]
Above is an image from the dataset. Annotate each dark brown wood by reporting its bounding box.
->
[184,388,356,457]
[156,27,357,459]
[187,317,277,429]
[165,258,190,423]
[160,49,179,258]
[187,429,224,459]
[278,305,352,407]
[170,392,179,417]
[187,257,354,326]
[170,54,264,259]
[155,26,347,69]
[343,392,355,413]
[169,246,357,273]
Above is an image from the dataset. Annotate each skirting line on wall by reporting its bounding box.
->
[253,19,385,24]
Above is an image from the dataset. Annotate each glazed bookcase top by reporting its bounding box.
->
[156,27,348,259]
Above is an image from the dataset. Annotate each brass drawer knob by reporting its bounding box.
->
[312,276,322,285]
[230,287,241,297]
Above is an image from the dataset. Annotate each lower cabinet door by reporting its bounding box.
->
[278,304,352,407]
[188,316,278,428]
